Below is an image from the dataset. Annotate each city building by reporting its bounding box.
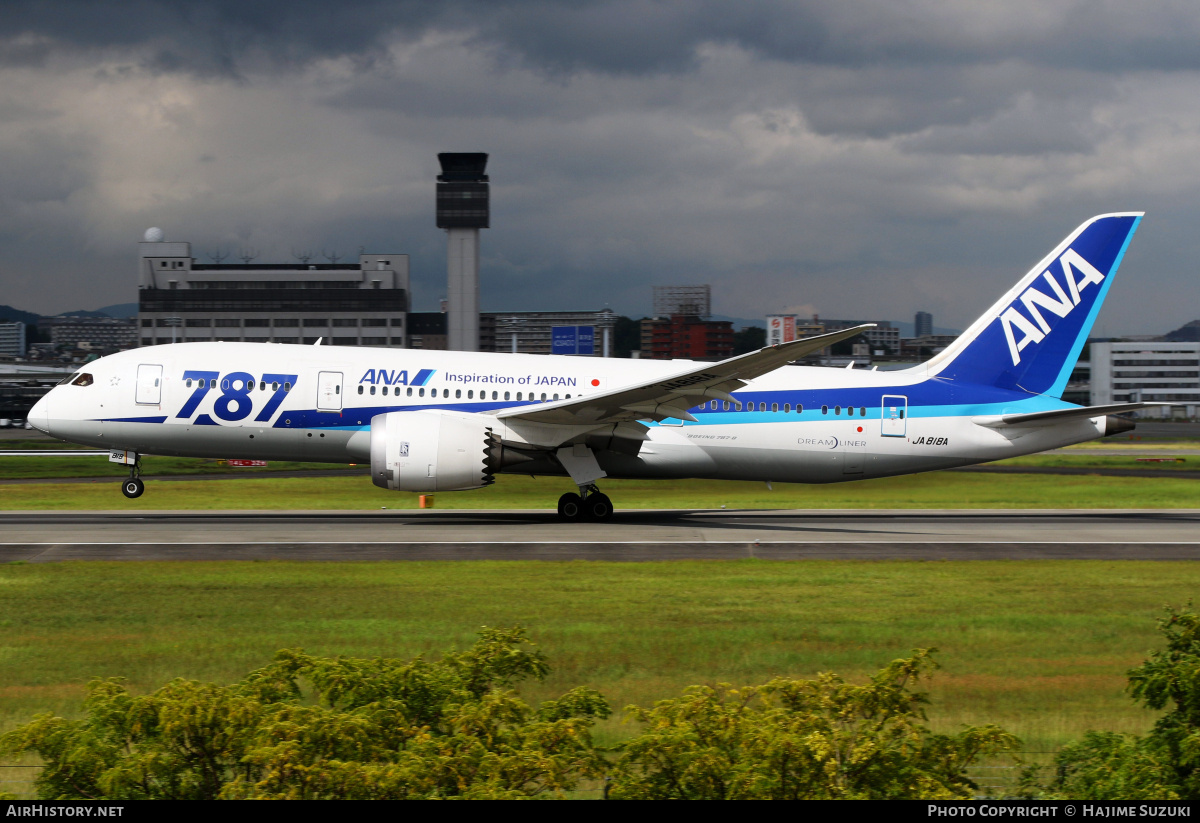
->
[653,286,711,319]
[898,334,958,359]
[487,310,618,356]
[137,233,409,348]
[406,312,448,350]
[640,315,734,360]
[1090,340,1200,418]
[0,322,26,357]
[42,316,136,352]
[765,315,825,347]
[820,318,901,355]
[915,311,933,338]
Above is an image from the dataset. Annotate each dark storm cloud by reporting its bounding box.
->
[2,1,1199,333]
[9,1,1200,79]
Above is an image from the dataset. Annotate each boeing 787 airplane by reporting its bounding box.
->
[30,213,1153,520]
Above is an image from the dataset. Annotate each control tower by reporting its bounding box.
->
[436,153,489,351]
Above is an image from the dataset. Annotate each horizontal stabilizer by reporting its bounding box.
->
[975,402,1166,428]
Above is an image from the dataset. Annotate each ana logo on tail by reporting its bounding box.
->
[997,248,1106,366]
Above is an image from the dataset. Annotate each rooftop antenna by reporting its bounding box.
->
[322,249,341,264]
[238,248,259,264]
[292,248,313,264]
[207,249,229,264]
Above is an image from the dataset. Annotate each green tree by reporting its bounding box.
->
[0,627,610,800]
[608,649,1016,800]
[733,325,766,355]
[1035,605,1200,800]
[612,316,644,358]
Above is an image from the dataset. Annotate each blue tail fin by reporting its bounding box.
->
[926,212,1143,397]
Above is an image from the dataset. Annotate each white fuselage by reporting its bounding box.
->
[31,342,1108,485]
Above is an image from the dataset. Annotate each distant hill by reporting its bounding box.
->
[1163,319,1200,342]
[94,302,137,318]
[0,305,39,325]
[56,302,137,319]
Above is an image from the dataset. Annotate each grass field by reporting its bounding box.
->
[0,560,1189,765]
[2,439,1197,797]
[1,468,1197,510]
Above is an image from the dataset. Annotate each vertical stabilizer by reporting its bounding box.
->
[924,213,1143,397]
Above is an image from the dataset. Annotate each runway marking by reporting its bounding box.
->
[3,541,1200,546]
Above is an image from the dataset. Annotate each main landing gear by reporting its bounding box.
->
[121,458,144,499]
[557,484,614,522]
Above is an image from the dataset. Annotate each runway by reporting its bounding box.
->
[2,509,1198,562]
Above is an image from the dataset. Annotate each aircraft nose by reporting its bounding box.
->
[28,391,51,434]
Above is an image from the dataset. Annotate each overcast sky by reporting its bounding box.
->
[1,0,1198,334]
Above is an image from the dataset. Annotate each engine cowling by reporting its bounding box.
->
[370,410,511,492]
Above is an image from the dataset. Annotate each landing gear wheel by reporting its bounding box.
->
[583,492,614,522]
[558,492,584,521]
[121,477,145,499]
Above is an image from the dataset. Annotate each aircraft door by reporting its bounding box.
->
[317,371,344,411]
[135,364,163,405]
[881,395,907,437]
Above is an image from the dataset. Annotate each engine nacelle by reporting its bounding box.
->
[370,410,503,492]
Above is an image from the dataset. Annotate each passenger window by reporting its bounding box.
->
[186,379,193,388]
[260,382,266,391]
[370,385,376,395]
[284,382,292,390]
[517,392,523,400]
[382,386,388,396]
[822,405,828,414]
[860,407,866,416]
[723,401,730,410]
[566,394,571,399]
[443,389,449,398]
[504,391,510,400]
[796,404,803,413]
[456,389,461,399]
[407,387,412,397]
[272,382,279,391]
[541,393,547,401]
[784,403,790,412]
[772,403,778,412]
[357,385,363,395]
[210,379,217,389]
[553,393,559,400]
[419,388,425,397]
[468,390,473,399]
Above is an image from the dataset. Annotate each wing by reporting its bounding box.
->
[496,324,875,426]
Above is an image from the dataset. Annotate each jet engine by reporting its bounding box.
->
[370,410,530,492]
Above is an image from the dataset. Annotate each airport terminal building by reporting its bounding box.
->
[1090,340,1200,419]
[137,236,409,348]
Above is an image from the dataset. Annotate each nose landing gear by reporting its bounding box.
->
[120,458,144,499]
[557,485,613,522]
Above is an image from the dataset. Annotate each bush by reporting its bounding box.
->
[607,649,1017,799]
[0,627,610,800]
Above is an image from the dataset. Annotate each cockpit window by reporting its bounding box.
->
[71,373,94,387]
[57,373,78,386]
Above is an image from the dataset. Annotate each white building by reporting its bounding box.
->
[137,233,409,348]
[1090,341,1200,419]
[0,322,26,357]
